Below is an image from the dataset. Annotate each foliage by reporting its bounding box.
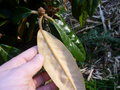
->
[0,0,63,46]
[12,7,32,23]
[71,0,101,26]
[1,0,118,89]
[78,26,120,89]
[79,28,120,59]
[86,79,117,90]
[0,0,88,63]
[85,80,96,90]
[48,17,86,61]
[0,44,21,64]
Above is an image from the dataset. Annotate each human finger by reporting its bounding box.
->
[0,46,38,72]
[37,82,57,90]
[33,72,51,88]
[18,54,44,76]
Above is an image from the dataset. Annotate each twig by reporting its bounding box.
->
[98,4,107,32]
[87,69,94,81]
[92,15,101,19]
[87,19,101,24]
[108,19,112,30]
[38,16,43,30]
[76,24,102,33]
[31,10,38,15]
[80,68,87,73]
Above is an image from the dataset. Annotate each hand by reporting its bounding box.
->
[0,46,57,90]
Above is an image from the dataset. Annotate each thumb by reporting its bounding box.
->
[19,54,44,76]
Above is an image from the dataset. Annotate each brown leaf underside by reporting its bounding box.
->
[37,30,85,90]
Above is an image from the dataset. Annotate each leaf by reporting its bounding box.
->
[56,13,85,59]
[57,6,66,15]
[16,0,19,4]
[0,20,9,27]
[0,9,12,19]
[55,15,86,56]
[17,18,27,38]
[48,22,61,40]
[86,0,100,16]
[51,18,86,61]
[79,11,88,27]
[0,14,7,19]
[71,0,100,26]
[86,0,93,16]
[37,30,85,90]
[0,44,21,64]
[12,7,32,23]
[85,80,96,90]
[27,15,37,41]
[72,0,86,20]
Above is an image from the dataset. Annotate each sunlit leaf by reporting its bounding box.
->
[51,18,86,61]
[55,15,86,57]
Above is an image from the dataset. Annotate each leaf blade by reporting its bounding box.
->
[56,15,86,56]
[71,0,100,26]
[12,7,32,23]
[37,30,85,90]
[51,19,86,61]
[0,20,9,27]
[0,44,21,64]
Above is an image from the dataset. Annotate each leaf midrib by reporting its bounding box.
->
[40,30,76,89]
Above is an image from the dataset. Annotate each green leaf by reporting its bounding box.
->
[16,0,19,4]
[17,18,27,39]
[48,22,61,40]
[0,44,21,64]
[71,0,100,26]
[57,6,66,15]
[12,7,32,23]
[0,20,9,27]
[0,10,12,19]
[49,18,86,61]
[0,14,7,19]
[72,0,86,20]
[85,80,97,90]
[79,11,88,27]
[27,15,37,41]
[57,15,86,56]
[0,10,11,27]
[86,0,100,16]
[86,0,93,16]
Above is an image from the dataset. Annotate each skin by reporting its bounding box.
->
[0,46,57,90]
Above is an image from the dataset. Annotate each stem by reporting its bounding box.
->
[31,10,38,15]
[44,14,55,23]
[98,4,107,32]
[38,13,55,32]
[39,16,43,30]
